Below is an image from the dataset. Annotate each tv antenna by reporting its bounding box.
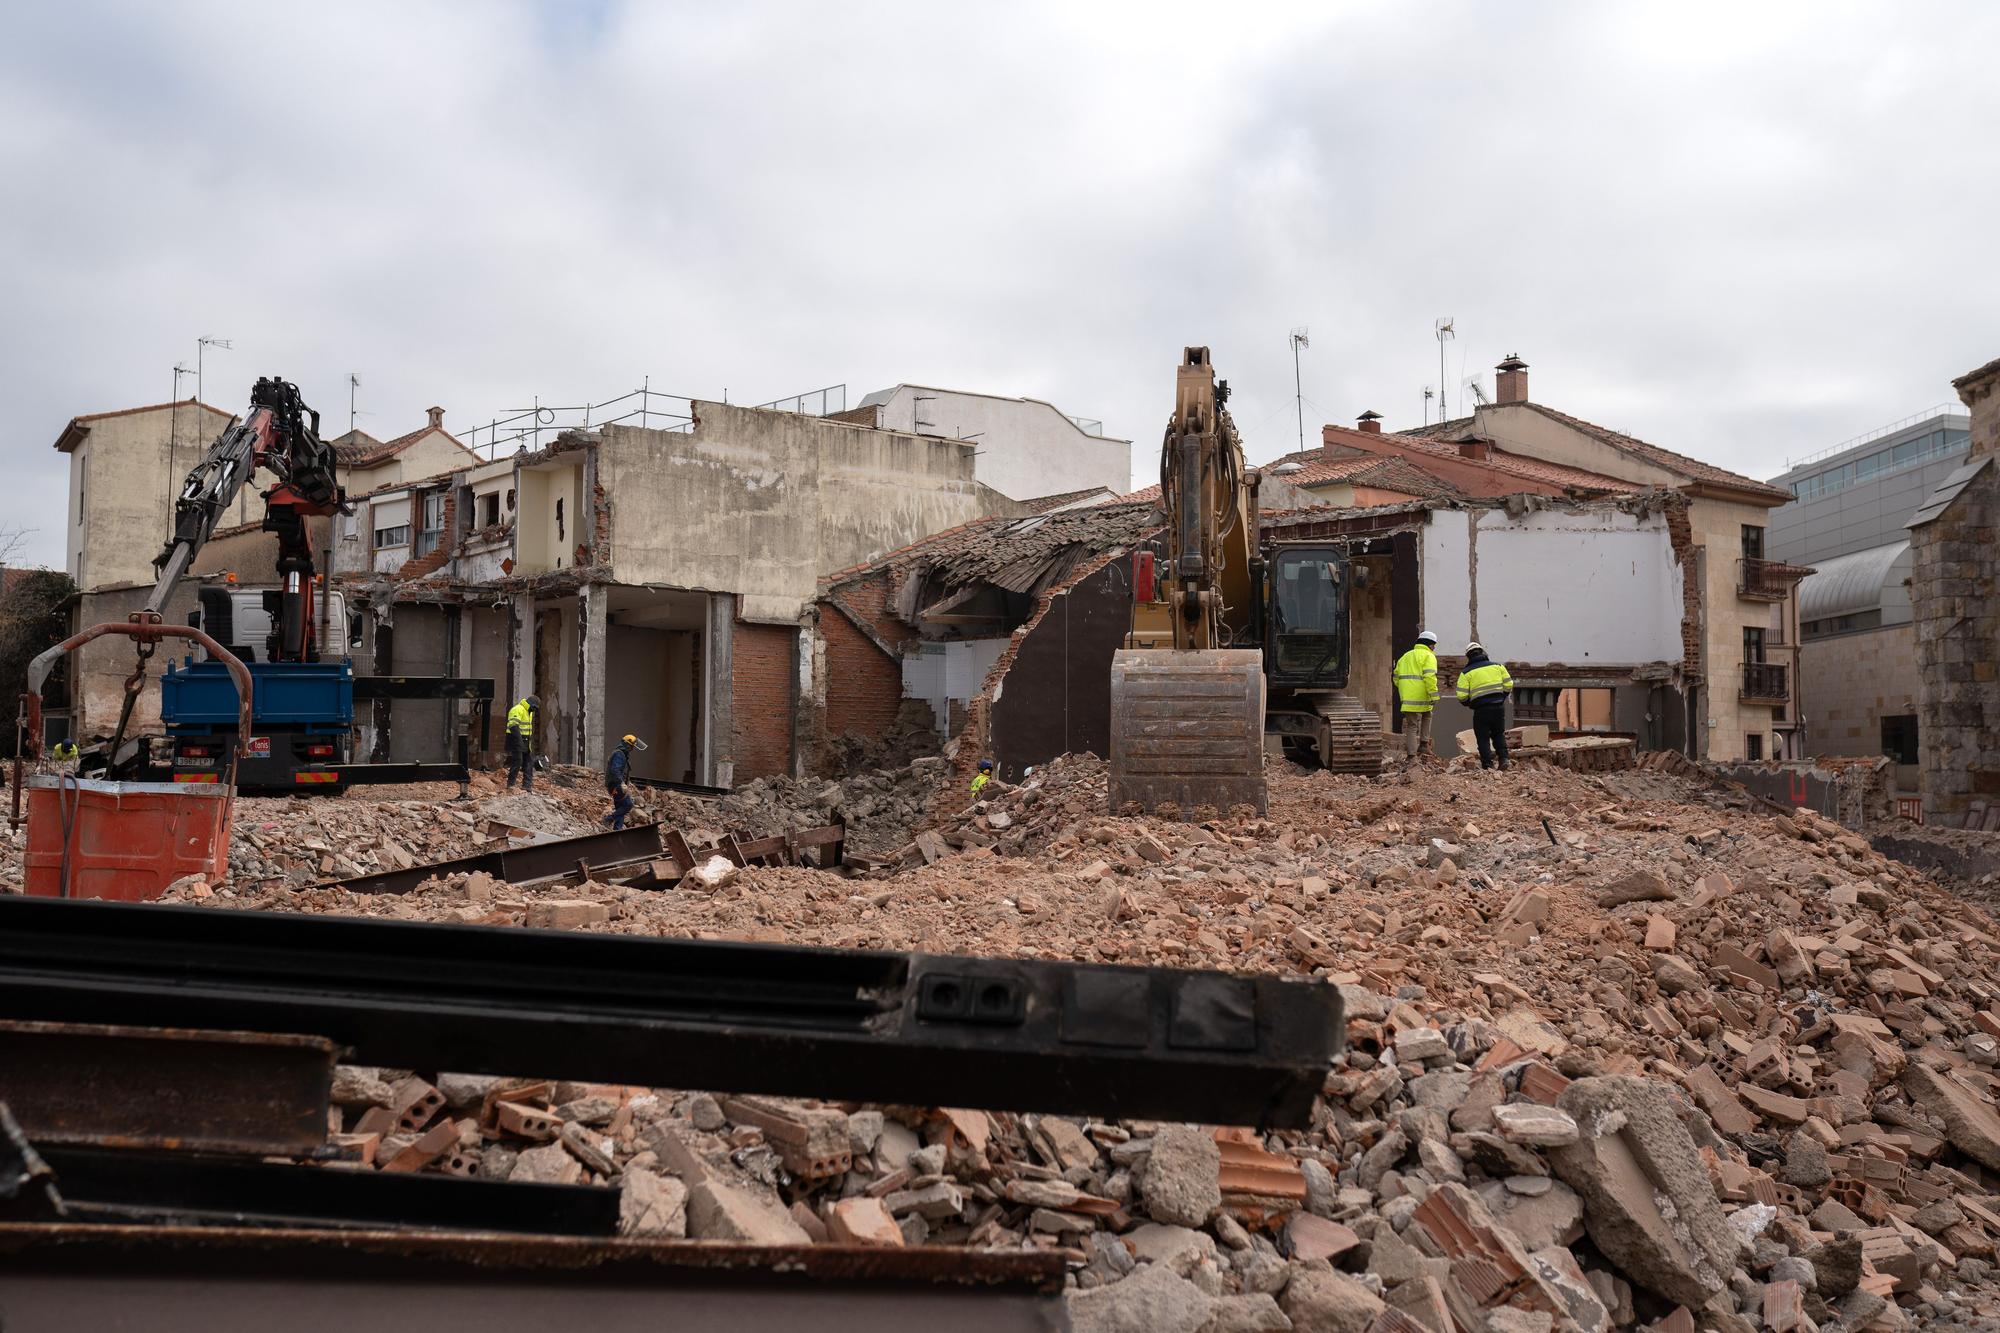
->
[1423,385,1435,425]
[1466,378,1490,407]
[1434,319,1455,421]
[348,373,361,434]
[1289,327,1310,454]
[196,335,232,407]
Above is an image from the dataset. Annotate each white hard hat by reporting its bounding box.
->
[1416,630,1438,644]
[1465,641,1484,654]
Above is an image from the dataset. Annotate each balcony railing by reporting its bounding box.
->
[1741,661,1789,702]
[1739,557,1808,600]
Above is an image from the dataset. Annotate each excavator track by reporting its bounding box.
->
[1109,649,1268,817]
[1314,694,1383,776]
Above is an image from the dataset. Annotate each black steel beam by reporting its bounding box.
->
[351,676,495,701]
[329,762,471,787]
[0,897,1341,1128]
[32,1146,618,1236]
[0,1022,332,1158]
[322,822,666,894]
[628,775,730,798]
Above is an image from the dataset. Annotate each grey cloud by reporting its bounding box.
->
[3,1,1995,566]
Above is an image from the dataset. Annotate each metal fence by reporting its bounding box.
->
[465,383,850,461]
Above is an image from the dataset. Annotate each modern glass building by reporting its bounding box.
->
[1764,408,1971,775]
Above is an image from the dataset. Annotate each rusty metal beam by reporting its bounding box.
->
[0,1021,333,1158]
[323,822,667,895]
[0,1223,1063,1330]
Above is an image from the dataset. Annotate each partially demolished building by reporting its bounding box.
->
[816,491,1702,777]
[336,400,1007,785]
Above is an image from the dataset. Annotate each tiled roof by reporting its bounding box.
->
[336,423,475,469]
[1521,403,1793,502]
[1262,448,1463,498]
[1403,405,1788,502]
[822,501,1158,597]
[53,398,233,452]
[1282,425,1632,496]
[1017,485,1119,513]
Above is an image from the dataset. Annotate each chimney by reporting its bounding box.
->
[1356,410,1384,435]
[1458,440,1492,461]
[1495,355,1528,405]
[426,405,445,430]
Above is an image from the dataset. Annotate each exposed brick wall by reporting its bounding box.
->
[392,489,457,582]
[1664,497,1702,678]
[731,618,797,780]
[820,575,909,754]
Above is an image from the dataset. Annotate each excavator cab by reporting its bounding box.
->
[1264,545,1351,690]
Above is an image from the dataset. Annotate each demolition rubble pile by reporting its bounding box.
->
[704,756,938,855]
[166,753,2000,1329]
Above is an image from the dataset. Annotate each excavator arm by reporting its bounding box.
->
[1108,349,1269,817]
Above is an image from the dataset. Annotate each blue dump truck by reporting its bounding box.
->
[159,657,357,790]
[156,587,493,795]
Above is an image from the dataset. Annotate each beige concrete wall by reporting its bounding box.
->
[1469,403,1687,487]
[597,403,984,622]
[514,459,584,575]
[1801,623,1915,758]
[1688,495,1786,760]
[65,403,236,589]
[338,428,476,495]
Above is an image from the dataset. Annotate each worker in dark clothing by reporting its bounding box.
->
[505,694,540,790]
[604,733,647,830]
[1454,643,1515,771]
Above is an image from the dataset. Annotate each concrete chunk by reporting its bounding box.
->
[1279,1265,1383,1333]
[1142,1124,1222,1226]
[1903,1063,2000,1170]
[1547,1076,1741,1309]
[1067,1264,1215,1333]
[618,1165,688,1237]
[686,1178,812,1244]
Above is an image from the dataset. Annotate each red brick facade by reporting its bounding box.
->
[731,618,797,780]
[391,488,458,582]
[820,575,909,754]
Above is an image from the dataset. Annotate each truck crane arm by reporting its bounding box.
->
[144,377,346,659]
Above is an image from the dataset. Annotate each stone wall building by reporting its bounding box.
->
[1909,356,2000,825]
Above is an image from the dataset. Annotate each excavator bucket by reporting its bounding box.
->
[1108,649,1267,817]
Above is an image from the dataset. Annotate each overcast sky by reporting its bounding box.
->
[5,2,1995,567]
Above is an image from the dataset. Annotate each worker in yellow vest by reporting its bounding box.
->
[505,694,540,790]
[1392,631,1440,758]
[970,759,994,797]
[1455,643,1515,771]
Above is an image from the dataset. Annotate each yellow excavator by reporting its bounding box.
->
[1108,347,1381,817]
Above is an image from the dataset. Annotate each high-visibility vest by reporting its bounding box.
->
[1393,645,1439,713]
[970,771,990,796]
[1457,661,1515,706]
[507,700,535,738]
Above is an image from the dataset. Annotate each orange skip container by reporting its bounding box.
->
[23,775,234,901]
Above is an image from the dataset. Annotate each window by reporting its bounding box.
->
[1881,715,1919,765]
[374,524,410,549]
[1746,733,1763,761]
[479,492,500,527]
[341,511,359,541]
[1513,687,1559,724]
[1740,525,1764,561]
[1743,627,1765,663]
[77,451,87,526]
[414,492,445,557]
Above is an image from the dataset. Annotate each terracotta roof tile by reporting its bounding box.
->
[1520,403,1792,502]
